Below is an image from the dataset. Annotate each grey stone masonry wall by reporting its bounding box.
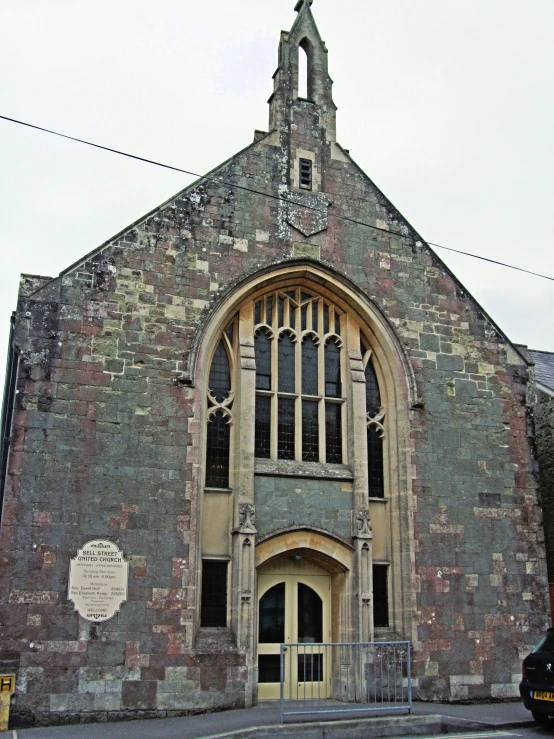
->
[255,475,353,541]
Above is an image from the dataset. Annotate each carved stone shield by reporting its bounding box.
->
[281,189,331,237]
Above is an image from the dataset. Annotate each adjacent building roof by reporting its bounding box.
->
[531,350,554,395]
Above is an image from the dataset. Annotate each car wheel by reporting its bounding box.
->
[532,711,554,727]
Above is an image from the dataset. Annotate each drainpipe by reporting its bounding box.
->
[0,313,18,521]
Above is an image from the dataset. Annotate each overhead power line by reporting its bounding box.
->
[1,113,553,283]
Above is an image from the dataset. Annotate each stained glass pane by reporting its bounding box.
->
[255,331,272,391]
[290,303,297,329]
[312,302,319,332]
[208,341,231,402]
[325,403,342,464]
[205,411,230,488]
[325,340,341,398]
[302,337,318,395]
[278,398,295,459]
[302,400,319,462]
[367,426,384,497]
[266,296,274,325]
[278,297,284,327]
[259,583,285,643]
[255,396,271,458]
[278,334,295,393]
[365,361,381,417]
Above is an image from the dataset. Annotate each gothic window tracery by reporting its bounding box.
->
[361,339,385,498]
[253,287,344,464]
[205,327,234,488]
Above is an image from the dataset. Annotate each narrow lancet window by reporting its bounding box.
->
[205,411,230,488]
[298,43,308,99]
[364,358,384,497]
[209,341,231,402]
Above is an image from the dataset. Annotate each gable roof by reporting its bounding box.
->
[530,350,554,395]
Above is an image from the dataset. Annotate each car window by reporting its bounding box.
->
[533,631,554,654]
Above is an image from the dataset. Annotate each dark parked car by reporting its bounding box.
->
[520,627,554,726]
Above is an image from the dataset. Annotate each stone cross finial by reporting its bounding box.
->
[294,0,314,12]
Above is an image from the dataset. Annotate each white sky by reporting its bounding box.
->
[1,0,553,395]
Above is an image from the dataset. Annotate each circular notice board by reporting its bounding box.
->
[68,540,129,622]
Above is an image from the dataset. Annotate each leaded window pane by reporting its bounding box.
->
[312,302,319,332]
[255,300,261,325]
[278,334,295,393]
[208,341,231,402]
[301,305,307,331]
[290,303,297,329]
[367,426,384,497]
[325,340,341,398]
[334,314,341,336]
[255,396,271,458]
[255,331,272,390]
[278,398,295,459]
[302,400,319,462]
[278,296,285,327]
[365,361,381,417]
[373,565,389,627]
[323,304,329,334]
[205,411,230,488]
[266,296,273,324]
[201,561,227,627]
[302,337,318,395]
[259,583,285,643]
[325,402,342,464]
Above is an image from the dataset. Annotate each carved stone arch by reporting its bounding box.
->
[255,528,354,573]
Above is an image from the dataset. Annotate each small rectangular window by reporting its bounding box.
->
[299,158,312,190]
[373,564,389,628]
[201,560,228,627]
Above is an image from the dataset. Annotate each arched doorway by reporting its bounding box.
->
[257,554,331,700]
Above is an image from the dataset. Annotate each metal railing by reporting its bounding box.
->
[279,641,411,722]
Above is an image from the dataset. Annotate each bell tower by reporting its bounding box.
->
[268,0,337,143]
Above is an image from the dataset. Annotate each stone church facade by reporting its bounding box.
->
[0,1,549,727]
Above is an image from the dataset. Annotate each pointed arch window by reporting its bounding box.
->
[361,340,385,498]
[253,288,344,464]
[206,329,234,488]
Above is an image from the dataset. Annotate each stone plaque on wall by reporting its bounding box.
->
[68,540,128,622]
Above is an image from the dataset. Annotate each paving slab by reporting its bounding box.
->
[0,700,536,739]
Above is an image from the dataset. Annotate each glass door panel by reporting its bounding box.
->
[257,569,330,701]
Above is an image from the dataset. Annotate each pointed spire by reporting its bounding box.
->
[294,0,313,11]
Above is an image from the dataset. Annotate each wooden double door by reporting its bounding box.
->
[257,558,331,700]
